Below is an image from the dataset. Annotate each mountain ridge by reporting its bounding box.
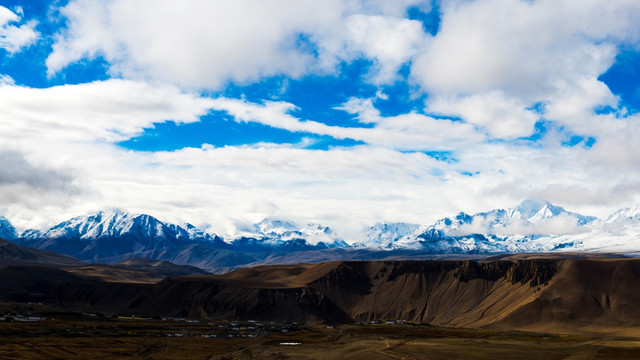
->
[46,258,640,336]
[3,200,640,270]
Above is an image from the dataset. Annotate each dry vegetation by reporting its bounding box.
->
[1,304,640,360]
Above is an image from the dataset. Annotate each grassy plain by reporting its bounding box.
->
[1,305,640,359]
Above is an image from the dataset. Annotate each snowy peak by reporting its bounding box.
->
[430,212,474,231]
[606,205,640,224]
[183,223,210,240]
[509,199,560,221]
[181,223,228,247]
[0,216,17,240]
[14,210,229,263]
[20,229,41,240]
[237,218,345,247]
[360,222,420,249]
[254,217,299,235]
[505,199,595,225]
[297,223,346,246]
[42,211,177,241]
[403,200,600,252]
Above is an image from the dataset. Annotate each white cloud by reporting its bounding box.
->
[492,214,587,236]
[427,91,539,139]
[0,148,81,213]
[411,0,640,140]
[210,96,482,150]
[46,0,334,84]
[0,6,38,53]
[340,14,426,84]
[412,0,639,98]
[47,0,426,88]
[0,79,458,235]
[2,77,639,236]
[0,79,214,142]
[1,93,638,239]
[5,0,640,241]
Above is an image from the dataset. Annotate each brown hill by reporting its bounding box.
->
[492,258,640,335]
[116,257,208,277]
[0,238,209,303]
[45,258,640,336]
[0,266,91,302]
[63,264,167,284]
[0,237,84,267]
[63,258,209,284]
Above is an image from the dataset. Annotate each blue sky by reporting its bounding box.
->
[1,0,640,238]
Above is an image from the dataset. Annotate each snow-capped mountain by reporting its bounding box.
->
[605,205,640,225]
[181,223,228,247]
[36,211,191,243]
[10,212,349,265]
[19,229,41,240]
[506,199,596,226]
[15,211,211,262]
[418,200,594,238]
[406,200,600,253]
[0,216,17,240]
[254,218,299,235]
[233,218,347,249]
[358,222,420,249]
[297,223,347,247]
[4,199,640,270]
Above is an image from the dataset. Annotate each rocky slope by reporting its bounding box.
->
[46,258,640,335]
[0,237,84,267]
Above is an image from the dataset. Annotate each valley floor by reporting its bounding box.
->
[2,304,640,360]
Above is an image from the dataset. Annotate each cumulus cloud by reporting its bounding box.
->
[119,144,462,237]
[0,79,214,142]
[411,0,640,140]
[0,6,38,53]
[336,14,425,84]
[412,0,639,98]
[44,0,640,144]
[46,0,427,88]
[427,91,539,139]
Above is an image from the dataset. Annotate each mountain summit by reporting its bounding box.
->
[406,200,599,253]
[37,211,192,243]
[508,199,596,225]
[16,211,198,262]
[234,218,346,248]
[359,222,420,249]
[0,216,17,240]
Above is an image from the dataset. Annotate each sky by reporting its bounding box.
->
[1,0,640,239]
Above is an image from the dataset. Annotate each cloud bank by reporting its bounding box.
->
[1,0,640,239]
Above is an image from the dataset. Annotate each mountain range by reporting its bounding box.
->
[2,199,640,271]
[360,199,640,254]
[3,233,640,338]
